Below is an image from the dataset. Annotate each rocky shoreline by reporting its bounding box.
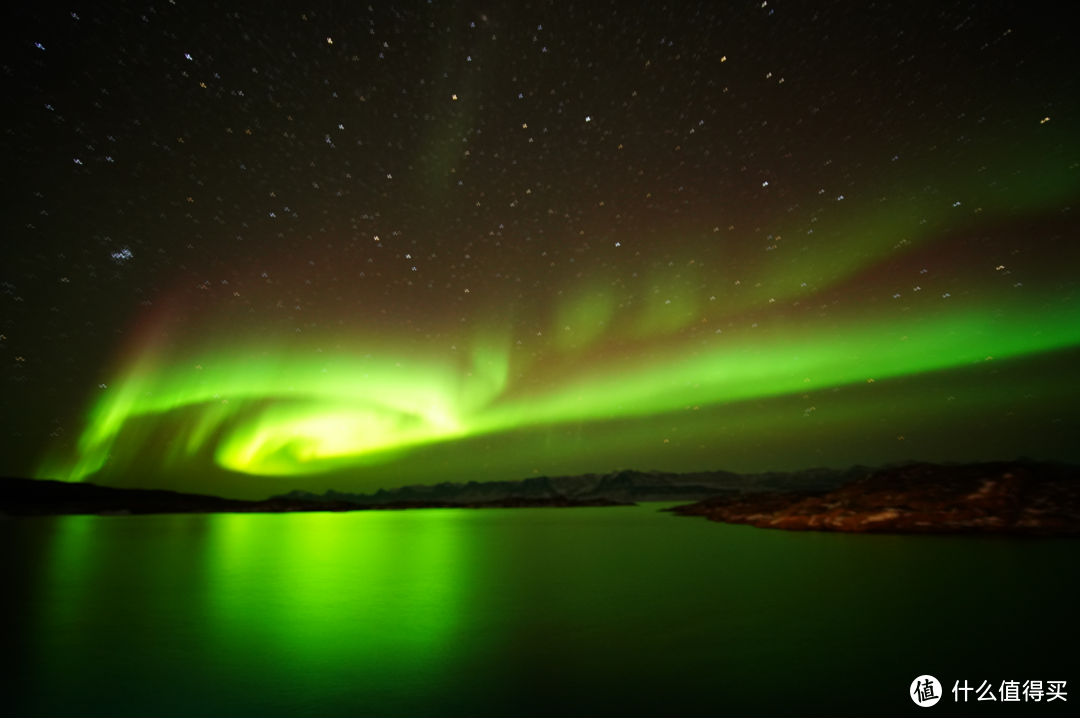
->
[666,461,1080,536]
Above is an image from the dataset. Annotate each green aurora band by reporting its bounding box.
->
[36,141,1080,489]
[39,297,1080,483]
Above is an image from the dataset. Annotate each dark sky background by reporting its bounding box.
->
[3,1,1078,498]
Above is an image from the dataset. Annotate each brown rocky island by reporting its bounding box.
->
[667,461,1080,536]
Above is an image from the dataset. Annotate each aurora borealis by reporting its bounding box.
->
[34,295,1080,486]
[4,1,1079,498]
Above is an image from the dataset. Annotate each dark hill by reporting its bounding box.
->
[273,465,875,506]
[0,477,629,517]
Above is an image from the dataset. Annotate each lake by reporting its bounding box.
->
[2,505,1076,715]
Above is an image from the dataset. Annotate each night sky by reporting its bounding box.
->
[3,1,1078,499]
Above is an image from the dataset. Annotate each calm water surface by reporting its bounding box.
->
[2,505,1076,716]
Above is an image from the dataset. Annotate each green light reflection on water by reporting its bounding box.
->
[201,511,471,693]
[13,505,1080,716]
